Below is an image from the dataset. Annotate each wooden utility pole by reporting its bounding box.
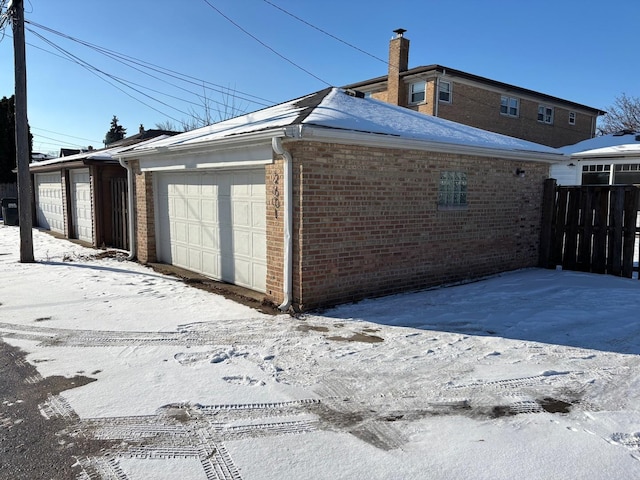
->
[11,0,34,262]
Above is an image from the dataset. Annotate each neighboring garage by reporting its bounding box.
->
[155,169,267,292]
[34,172,64,234]
[69,168,93,244]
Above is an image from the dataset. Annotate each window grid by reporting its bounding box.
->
[409,81,426,104]
[500,96,519,117]
[538,105,554,124]
[568,111,576,125]
[439,81,451,103]
[438,171,468,207]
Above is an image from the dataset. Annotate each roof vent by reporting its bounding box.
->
[344,89,365,99]
[613,129,635,136]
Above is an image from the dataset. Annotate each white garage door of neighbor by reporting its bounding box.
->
[35,173,64,233]
[157,169,267,293]
[70,169,93,244]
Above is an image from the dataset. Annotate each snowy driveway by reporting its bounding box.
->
[1,225,640,479]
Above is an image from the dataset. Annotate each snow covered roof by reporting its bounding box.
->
[29,135,172,169]
[129,88,562,160]
[560,130,640,157]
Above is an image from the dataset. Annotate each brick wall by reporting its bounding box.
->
[265,159,285,302]
[282,141,549,310]
[131,160,156,263]
[427,81,594,148]
[370,78,595,148]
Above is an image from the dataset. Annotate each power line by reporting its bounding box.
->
[25,20,275,108]
[26,26,187,124]
[200,0,332,87]
[31,126,101,144]
[261,0,388,67]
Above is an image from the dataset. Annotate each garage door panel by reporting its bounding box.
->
[70,169,93,244]
[201,199,217,222]
[252,202,266,228]
[233,230,251,256]
[233,201,251,227]
[218,198,232,226]
[156,169,266,292]
[174,221,188,243]
[188,224,202,247]
[252,231,266,259]
[35,173,64,234]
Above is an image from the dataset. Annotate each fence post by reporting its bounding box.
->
[539,178,557,268]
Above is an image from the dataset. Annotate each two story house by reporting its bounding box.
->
[344,29,604,148]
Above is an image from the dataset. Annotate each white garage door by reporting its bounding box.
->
[34,173,64,234]
[156,169,267,292]
[70,169,93,244]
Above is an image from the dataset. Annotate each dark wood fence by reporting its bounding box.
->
[540,179,640,278]
[110,177,128,250]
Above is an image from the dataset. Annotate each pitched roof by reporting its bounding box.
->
[560,130,640,157]
[130,88,561,160]
[30,134,173,171]
[344,64,605,115]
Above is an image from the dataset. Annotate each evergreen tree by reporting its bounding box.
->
[104,115,126,145]
[0,95,31,183]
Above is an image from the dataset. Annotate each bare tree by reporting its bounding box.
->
[155,85,249,133]
[154,120,178,131]
[598,93,640,135]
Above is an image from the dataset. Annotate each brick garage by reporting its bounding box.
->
[274,142,549,310]
[121,88,562,311]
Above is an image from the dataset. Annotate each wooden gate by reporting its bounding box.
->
[539,179,640,278]
[110,177,128,250]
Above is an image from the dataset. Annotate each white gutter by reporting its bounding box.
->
[272,136,292,311]
[118,157,136,261]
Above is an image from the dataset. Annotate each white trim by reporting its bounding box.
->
[135,142,274,172]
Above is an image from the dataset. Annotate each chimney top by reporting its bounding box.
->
[393,28,407,38]
[139,124,145,134]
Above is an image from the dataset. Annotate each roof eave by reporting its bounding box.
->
[118,128,290,160]
[294,125,563,163]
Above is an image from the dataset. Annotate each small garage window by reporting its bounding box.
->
[438,171,467,208]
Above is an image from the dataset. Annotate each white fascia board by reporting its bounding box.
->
[120,129,287,160]
[137,142,275,172]
[120,130,287,172]
[571,152,640,161]
[295,126,564,163]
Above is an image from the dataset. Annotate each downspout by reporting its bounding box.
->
[118,157,136,261]
[272,136,292,311]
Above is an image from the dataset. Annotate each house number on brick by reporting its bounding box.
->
[271,172,280,218]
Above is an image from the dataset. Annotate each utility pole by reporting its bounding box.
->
[10,0,34,262]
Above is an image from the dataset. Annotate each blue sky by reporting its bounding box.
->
[0,0,638,154]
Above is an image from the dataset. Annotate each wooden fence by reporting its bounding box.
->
[110,177,128,250]
[539,179,640,278]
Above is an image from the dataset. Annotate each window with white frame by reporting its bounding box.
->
[438,171,467,208]
[568,111,576,125]
[439,80,451,103]
[538,105,554,124]
[409,80,426,104]
[500,96,519,117]
[582,164,612,185]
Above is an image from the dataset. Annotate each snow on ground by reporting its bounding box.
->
[1,225,640,479]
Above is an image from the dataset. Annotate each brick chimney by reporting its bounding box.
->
[388,29,409,106]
